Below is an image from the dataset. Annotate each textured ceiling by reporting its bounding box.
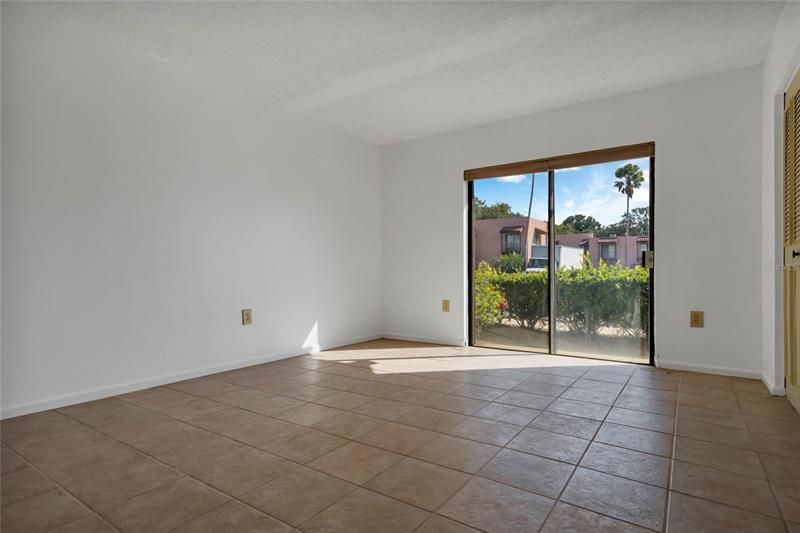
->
[46,1,784,145]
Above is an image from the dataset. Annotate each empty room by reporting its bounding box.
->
[2,1,800,532]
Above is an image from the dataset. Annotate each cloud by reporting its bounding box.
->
[558,167,581,172]
[496,174,526,183]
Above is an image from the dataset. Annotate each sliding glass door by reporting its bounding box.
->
[471,172,550,353]
[468,144,653,364]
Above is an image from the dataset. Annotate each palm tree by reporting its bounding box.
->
[614,163,644,265]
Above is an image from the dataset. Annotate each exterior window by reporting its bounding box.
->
[501,233,522,254]
[600,243,617,262]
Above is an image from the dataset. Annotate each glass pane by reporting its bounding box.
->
[553,158,650,363]
[472,172,549,353]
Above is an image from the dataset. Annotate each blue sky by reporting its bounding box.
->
[473,157,650,226]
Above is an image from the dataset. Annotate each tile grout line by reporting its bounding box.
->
[0,444,124,533]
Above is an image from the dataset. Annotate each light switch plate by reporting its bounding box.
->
[242,308,253,325]
[442,299,450,313]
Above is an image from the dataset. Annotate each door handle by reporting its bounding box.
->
[793,250,799,258]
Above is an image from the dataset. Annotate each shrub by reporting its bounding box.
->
[475,256,649,336]
[494,252,525,273]
[474,262,505,330]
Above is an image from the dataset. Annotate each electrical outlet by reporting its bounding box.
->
[441,299,450,313]
[242,308,253,325]
[689,310,704,328]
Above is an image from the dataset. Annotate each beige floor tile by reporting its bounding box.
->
[562,467,666,530]
[570,378,625,394]
[394,406,466,432]
[1,411,87,448]
[425,394,489,415]
[478,448,573,498]
[540,502,651,532]
[57,398,152,427]
[679,382,737,400]
[166,377,244,398]
[546,398,610,421]
[275,403,343,426]
[172,500,290,533]
[62,454,184,512]
[412,435,500,474]
[301,488,429,533]
[451,384,507,401]
[184,406,265,432]
[312,391,373,410]
[104,477,229,533]
[528,411,601,440]
[357,422,440,455]
[258,426,348,463]
[772,482,800,522]
[446,417,523,446]
[667,492,785,533]
[310,412,385,439]
[621,385,677,404]
[679,393,740,413]
[676,418,755,449]
[560,387,619,405]
[215,389,305,416]
[178,447,297,496]
[677,404,747,428]
[495,391,555,410]
[416,515,480,533]
[353,398,417,420]
[0,489,89,533]
[1,466,57,507]
[218,417,300,448]
[439,477,554,533]
[675,436,764,478]
[741,401,798,421]
[614,394,676,416]
[507,428,589,464]
[116,419,213,455]
[242,466,356,526]
[282,384,338,401]
[746,415,800,438]
[752,431,800,460]
[308,442,402,484]
[366,457,470,511]
[525,371,577,387]
[595,422,673,457]
[761,453,800,485]
[580,442,670,487]
[1,445,26,475]
[512,381,568,398]
[474,403,540,425]
[606,407,675,434]
[49,515,116,533]
[473,375,523,390]
[671,460,780,516]
[156,434,251,471]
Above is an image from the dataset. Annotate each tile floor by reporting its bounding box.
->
[2,339,799,532]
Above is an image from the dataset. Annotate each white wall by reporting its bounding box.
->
[1,4,382,417]
[382,66,764,378]
[761,2,800,395]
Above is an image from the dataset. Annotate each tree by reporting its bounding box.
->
[614,164,645,263]
[599,207,649,237]
[494,252,525,273]
[556,214,602,234]
[474,198,522,219]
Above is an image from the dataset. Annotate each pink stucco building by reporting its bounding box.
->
[474,217,648,268]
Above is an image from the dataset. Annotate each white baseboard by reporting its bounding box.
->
[1,332,382,419]
[762,374,786,396]
[381,332,465,347]
[657,359,762,380]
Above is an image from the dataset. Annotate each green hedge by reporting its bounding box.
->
[475,258,649,336]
